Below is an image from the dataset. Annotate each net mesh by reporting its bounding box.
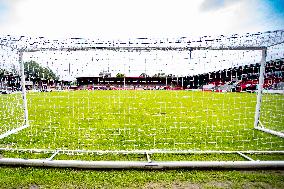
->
[260,93,284,133]
[0,47,24,137]
[0,31,283,154]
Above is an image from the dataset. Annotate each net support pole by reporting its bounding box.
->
[166,76,168,86]
[254,48,266,128]
[19,51,29,127]
[123,77,126,89]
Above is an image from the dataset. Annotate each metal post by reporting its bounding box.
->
[254,49,266,128]
[166,76,168,86]
[123,77,126,89]
[19,51,29,127]
[177,76,179,87]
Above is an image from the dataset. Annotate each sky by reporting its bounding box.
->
[0,0,283,39]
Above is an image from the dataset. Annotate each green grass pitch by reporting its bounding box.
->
[0,90,284,188]
[0,90,283,152]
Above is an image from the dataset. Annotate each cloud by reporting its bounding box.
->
[199,0,241,12]
[0,0,8,22]
[0,0,283,38]
[0,0,21,24]
[0,1,15,24]
[0,0,20,13]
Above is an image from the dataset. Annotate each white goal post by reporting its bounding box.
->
[0,51,29,140]
[253,49,284,138]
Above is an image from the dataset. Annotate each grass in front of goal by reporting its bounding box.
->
[260,93,284,133]
[1,167,284,188]
[0,90,283,154]
[0,92,24,135]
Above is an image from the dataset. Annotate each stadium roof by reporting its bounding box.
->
[0,30,284,52]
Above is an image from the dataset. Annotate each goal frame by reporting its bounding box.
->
[0,51,29,139]
[0,39,283,169]
[253,49,284,138]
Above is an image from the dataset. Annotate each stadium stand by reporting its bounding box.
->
[1,59,283,93]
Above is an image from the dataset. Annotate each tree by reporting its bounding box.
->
[139,73,148,78]
[24,61,59,81]
[152,73,166,78]
[0,68,12,78]
[116,73,125,78]
[0,68,5,79]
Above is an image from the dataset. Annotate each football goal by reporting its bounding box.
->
[0,30,283,169]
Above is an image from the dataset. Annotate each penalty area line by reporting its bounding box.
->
[0,124,29,140]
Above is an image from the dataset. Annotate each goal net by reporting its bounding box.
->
[0,31,283,166]
[0,46,25,139]
[256,44,284,137]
